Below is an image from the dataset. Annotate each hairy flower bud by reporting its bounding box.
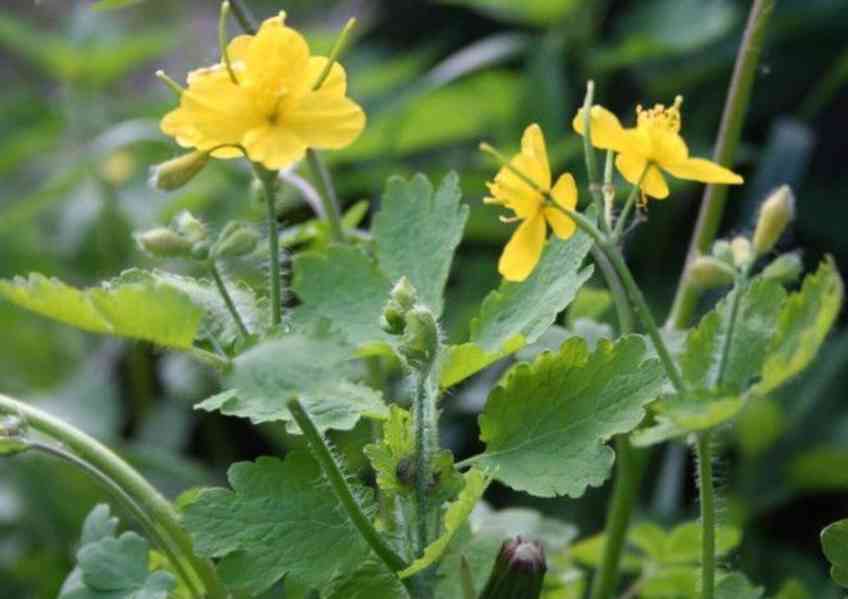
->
[174,210,208,243]
[479,537,547,599]
[689,256,736,289]
[136,227,193,258]
[149,150,209,191]
[391,277,417,311]
[731,236,753,269]
[753,185,795,256]
[399,307,439,369]
[711,239,735,266]
[762,252,803,284]
[380,277,419,336]
[214,222,259,258]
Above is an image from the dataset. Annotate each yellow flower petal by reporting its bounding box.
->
[287,89,366,150]
[550,173,577,210]
[663,157,744,185]
[616,153,669,199]
[573,105,633,154]
[498,212,546,282]
[490,152,545,219]
[307,57,347,96]
[226,34,253,64]
[242,124,306,170]
[544,207,575,239]
[647,128,689,166]
[520,124,551,190]
[244,16,311,104]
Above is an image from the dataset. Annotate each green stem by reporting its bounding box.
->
[209,260,250,339]
[254,165,283,326]
[0,394,227,599]
[696,432,716,599]
[306,149,345,243]
[590,437,641,599]
[287,399,407,573]
[27,441,203,599]
[412,368,437,553]
[581,81,604,220]
[187,346,231,370]
[666,0,775,330]
[612,166,650,241]
[228,0,256,34]
[591,246,634,337]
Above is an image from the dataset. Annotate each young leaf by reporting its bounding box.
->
[0,271,203,349]
[400,469,491,578]
[197,332,387,433]
[364,406,414,498]
[757,258,844,394]
[374,172,468,317]
[183,452,377,595]
[822,518,848,588]
[475,335,664,497]
[441,227,594,387]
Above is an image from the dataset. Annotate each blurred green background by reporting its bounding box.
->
[1,0,847,597]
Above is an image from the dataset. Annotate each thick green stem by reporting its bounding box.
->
[666,0,775,329]
[209,260,249,339]
[28,441,203,599]
[306,149,345,243]
[591,247,634,334]
[254,165,283,326]
[412,368,437,554]
[0,394,227,599]
[581,81,604,220]
[696,432,716,599]
[589,437,641,599]
[287,399,408,573]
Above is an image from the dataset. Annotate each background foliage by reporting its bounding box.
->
[1,0,847,597]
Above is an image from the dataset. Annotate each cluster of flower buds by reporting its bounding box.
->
[479,536,547,599]
[136,211,258,262]
[689,186,797,289]
[380,277,440,370]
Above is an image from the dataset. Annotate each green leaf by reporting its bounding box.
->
[567,287,612,325]
[197,332,387,433]
[441,227,594,387]
[639,565,698,599]
[823,519,848,587]
[662,522,742,564]
[325,561,410,599]
[364,406,414,498]
[400,469,491,578]
[476,335,664,497]
[183,453,376,595]
[0,272,203,349]
[59,505,175,599]
[439,0,581,25]
[291,245,392,349]
[715,572,764,599]
[772,580,810,599]
[788,446,848,491]
[757,258,844,394]
[91,0,144,10]
[374,173,468,316]
[470,503,577,552]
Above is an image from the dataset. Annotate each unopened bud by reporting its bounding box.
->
[689,256,736,289]
[731,236,753,269]
[213,222,259,258]
[149,150,209,191]
[191,241,212,261]
[753,186,795,256]
[711,240,735,266]
[174,211,207,243]
[479,537,546,599]
[762,252,803,284]
[136,228,193,258]
[399,307,439,369]
[380,305,406,336]
[390,277,417,311]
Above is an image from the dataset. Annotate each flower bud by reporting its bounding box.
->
[380,305,406,336]
[711,240,735,266]
[399,307,440,369]
[479,537,546,599]
[149,150,209,191]
[213,222,259,258]
[174,210,208,243]
[136,227,193,258]
[753,185,795,256]
[391,277,417,311]
[191,240,212,261]
[731,236,753,269]
[761,252,803,284]
[689,256,736,289]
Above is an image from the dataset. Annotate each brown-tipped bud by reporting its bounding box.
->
[762,252,803,284]
[711,239,735,266]
[479,537,547,599]
[213,222,259,258]
[149,150,209,191]
[174,210,208,243]
[731,236,753,269]
[136,228,193,259]
[689,256,736,289]
[753,185,795,256]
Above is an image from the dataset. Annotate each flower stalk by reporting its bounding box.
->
[253,164,283,326]
[208,259,250,339]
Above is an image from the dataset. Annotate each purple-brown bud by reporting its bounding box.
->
[479,536,547,599]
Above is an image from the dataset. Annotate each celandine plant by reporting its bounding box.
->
[0,2,846,599]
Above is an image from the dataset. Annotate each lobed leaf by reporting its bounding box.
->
[325,561,411,599]
[822,518,848,588]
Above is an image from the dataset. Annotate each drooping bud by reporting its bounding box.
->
[761,252,803,284]
[149,150,209,191]
[753,185,795,256]
[135,227,193,258]
[711,239,735,266]
[479,537,547,599]
[173,210,208,243]
[689,256,736,289]
[731,236,753,269]
[213,222,260,258]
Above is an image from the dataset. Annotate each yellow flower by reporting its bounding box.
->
[485,124,577,282]
[573,97,743,200]
[161,15,365,170]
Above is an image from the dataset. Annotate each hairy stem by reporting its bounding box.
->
[254,165,283,326]
[412,368,437,554]
[209,260,249,339]
[287,398,408,573]
[696,432,716,599]
[306,149,345,243]
[666,0,775,329]
[0,394,227,599]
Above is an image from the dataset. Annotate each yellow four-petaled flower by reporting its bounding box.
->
[161,15,365,170]
[485,124,578,282]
